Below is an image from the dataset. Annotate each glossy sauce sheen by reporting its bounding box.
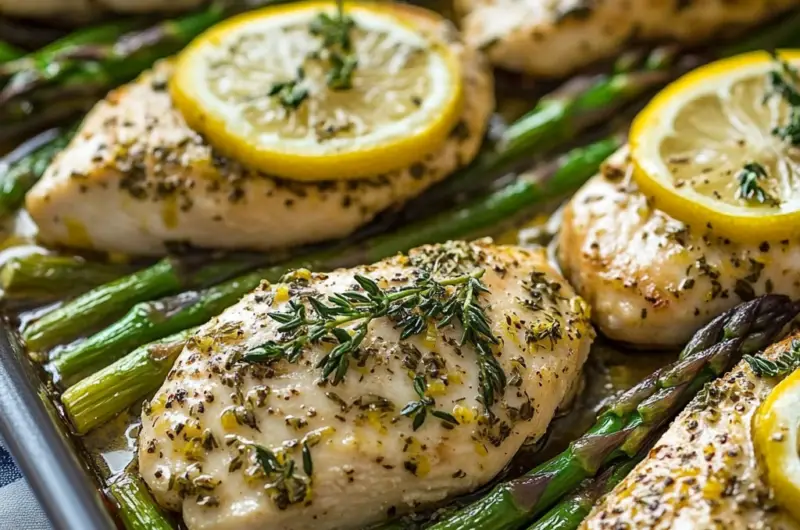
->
[138,240,594,530]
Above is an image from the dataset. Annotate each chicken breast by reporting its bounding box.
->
[558,148,800,349]
[138,240,594,530]
[26,9,493,256]
[580,332,800,530]
[0,0,202,21]
[456,0,800,77]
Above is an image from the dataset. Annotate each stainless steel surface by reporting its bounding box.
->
[0,322,115,530]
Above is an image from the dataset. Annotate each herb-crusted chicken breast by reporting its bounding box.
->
[580,332,800,530]
[25,10,493,256]
[456,0,800,77]
[558,148,800,349]
[137,240,594,530]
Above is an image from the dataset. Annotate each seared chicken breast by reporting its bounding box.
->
[0,0,202,21]
[580,332,800,530]
[558,149,800,349]
[456,0,800,77]
[138,240,594,530]
[26,13,493,256]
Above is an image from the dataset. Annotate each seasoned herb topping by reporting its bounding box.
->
[138,240,593,529]
[241,266,505,413]
[558,148,800,348]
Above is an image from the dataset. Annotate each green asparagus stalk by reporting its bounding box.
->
[0,6,226,106]
[360,137,620,260]
[110,473,174,530]
[0,0,298,112]
[0,125,75,217]
[0,254,134,302]
[420,9,800,209]
[0,42,23,63]
[525,457,642,530]
[0,19,146,80]
[0,99,91,144]
[62,328,196,434]
[49,136,617,384]
[428,295,800,530]
[53,271,265,384]
[23,254,274,352]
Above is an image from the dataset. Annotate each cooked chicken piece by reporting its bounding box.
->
[580,332,800,530]
[138,240,594,530]
[0,0,202,21]
[557,148,800,349]
[455,0,800,77]
[25,13,493,256]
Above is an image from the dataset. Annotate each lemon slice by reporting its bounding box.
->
[630,50,800,242]
[171,1,463,181]
[754,367,800,522]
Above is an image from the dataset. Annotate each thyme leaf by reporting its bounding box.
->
[242,268,506,411]
[268,67,308,110]
[735,161,777,206]
[765,52,800,146]
[400,375,460,430]
[744,338,800,378]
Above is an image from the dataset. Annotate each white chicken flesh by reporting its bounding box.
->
[138,240,595,530]
[455,0,800,77]
[580,332,800,530]
[25,12,493,256]
[558,148,800,349]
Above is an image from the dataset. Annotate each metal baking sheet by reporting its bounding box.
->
[0,321,116,530]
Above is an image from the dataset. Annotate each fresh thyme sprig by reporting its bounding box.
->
[400,375,460,430]
[269,0,356,109]
[744,338,800,377]
[242,268,506,409]
[310,0,358,90]
[735,161,777,205]
[765,52,800,145]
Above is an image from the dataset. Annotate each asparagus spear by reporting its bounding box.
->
[0,19,145,80]
[0,6,226,106]
[110,473,174,530]
[428,295,800,530]
[23,254,274,352]
[62,328,196,434]
[0,254,134,302]
[0,125,75,217]
[0,42,23,63]
[53,271,266,384]
[359,137,620,261]
[525,457,642,530]
[50,137,617,384]
[0,0,298,113]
